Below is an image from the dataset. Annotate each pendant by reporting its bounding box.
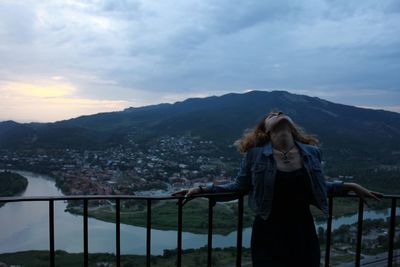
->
[283,155,290,164]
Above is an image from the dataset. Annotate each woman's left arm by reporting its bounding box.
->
[341,182,383,207]
[315,147,383,206]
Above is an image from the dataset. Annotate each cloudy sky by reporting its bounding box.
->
[0,0,399,122]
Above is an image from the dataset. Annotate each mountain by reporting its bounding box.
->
[1,90,400,170]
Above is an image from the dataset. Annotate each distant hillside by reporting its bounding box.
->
[1,90,400,171]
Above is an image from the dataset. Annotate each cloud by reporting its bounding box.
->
[0,96,131,123]
[0,80,134,122]
[357,105,400,113]
[0,77,225,122]
[0,0,399,121]
[1,81,76,98]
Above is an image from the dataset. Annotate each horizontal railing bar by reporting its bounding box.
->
[328,192,400,199]
[0,192,243,203]
[1,192,399,203]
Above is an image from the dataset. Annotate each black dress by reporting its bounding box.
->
[251,167,321,267]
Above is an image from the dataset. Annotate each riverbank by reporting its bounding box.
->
[0,171,28,206]
[65,194,379,235]
[66,198,255,235]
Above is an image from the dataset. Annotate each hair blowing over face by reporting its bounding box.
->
[234,111,320,153]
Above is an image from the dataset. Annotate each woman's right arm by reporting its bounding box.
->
[206,152,252,195]
[171,152,252,199]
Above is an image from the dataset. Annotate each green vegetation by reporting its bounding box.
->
[0,247,252,267]
[0,171,28,205]
[67,197,255,235]
[329,254,361,266]
[310,197,364,223]
[65,194,383,235]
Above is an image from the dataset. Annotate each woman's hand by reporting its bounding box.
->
[171,187,203,205]
[344,182,383,207]
[171,187,202,197]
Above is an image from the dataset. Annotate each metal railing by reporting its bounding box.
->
[0,193,398,267]
[324,193,399,267]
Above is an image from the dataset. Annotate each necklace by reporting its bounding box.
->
[274,144,296,164]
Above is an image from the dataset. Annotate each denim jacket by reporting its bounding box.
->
[207,141,346,219]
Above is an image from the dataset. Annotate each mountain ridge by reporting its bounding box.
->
[1,91,399,161]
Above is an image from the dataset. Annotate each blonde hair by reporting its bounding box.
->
[234,111,319,153]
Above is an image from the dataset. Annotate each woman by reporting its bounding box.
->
[172,111,382,267]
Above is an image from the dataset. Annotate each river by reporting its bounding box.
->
[0,171,398,255]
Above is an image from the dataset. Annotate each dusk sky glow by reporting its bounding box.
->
[1,0,399,122]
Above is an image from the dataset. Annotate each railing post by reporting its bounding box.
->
[147,199,152,267]
[207,197,214,267]
[325,195,333,267]
[236,195,243,267]
[83,199,89,267]
[116,198,121,267]
[388,198,397,267]
[177,198,183,267]
[49,200,55,267]
[355,198,364,267]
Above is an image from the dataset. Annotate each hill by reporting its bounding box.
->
[1,90,400,173]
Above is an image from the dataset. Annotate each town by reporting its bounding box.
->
[0,135,239,198]
[0,134,353,198]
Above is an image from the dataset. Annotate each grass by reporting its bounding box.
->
[0,247,252,267]
[67,197,255,235]
[329,253,361,266]
[66,195,383,234]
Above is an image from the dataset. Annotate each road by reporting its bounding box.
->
[336,249,400,267]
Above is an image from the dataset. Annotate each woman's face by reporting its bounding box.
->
[264,112,294,141]
[269,121,293,143]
